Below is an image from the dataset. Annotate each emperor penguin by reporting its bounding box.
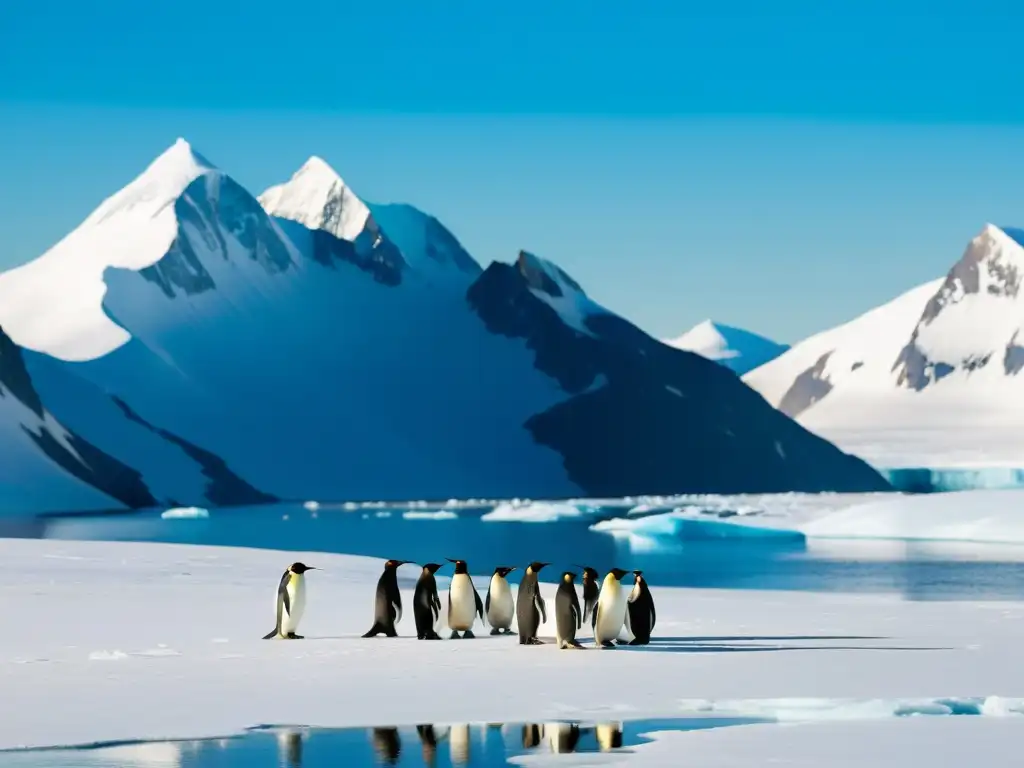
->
[515,561,550,645]
[626,570,656,645]
[446,558,485,638]
[262,562,316,639]
[593,567,631,648]
[485,566,517,635]
[413,562,444,640]
[362,559,411,638]
[554,571,584,649]
[573,564,600,627]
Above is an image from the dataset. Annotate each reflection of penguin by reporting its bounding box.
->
[546,722,582,753]
[626,570,655,645]
[263,562,316,639]
[413,563,444,640]
[593,568,630,648]
[522,724,543,748]
[515,561,549,645]
[449,723,470,766]
[486,566,517,635]
[554,571,584,649]
[416,725,438,768]
[362,560,410,638]
[574,565,600,627]
[370,727,402,765]
[275,729,303,768]
[446,559,485,638]
[596,723,623,751]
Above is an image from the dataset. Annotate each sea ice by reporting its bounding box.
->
[1,537,1023,756]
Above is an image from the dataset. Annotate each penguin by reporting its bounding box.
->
[573,564,600,627]
[485,566,517,635]
[515,561,550,645]
[413,562,444,640]
[262,562,316,639]
[445,558,484,638]
[362,559,411,638]
[625,569,656,645]
[593,567,630,648]
[554,571,584,649]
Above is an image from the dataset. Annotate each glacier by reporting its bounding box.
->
[0,138,889,512]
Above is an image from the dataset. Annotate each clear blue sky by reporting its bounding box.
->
[3,0,1024,343]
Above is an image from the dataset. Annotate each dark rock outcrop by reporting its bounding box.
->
[467,262,890,495]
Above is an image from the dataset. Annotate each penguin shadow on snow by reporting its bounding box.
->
[620,636,952,654]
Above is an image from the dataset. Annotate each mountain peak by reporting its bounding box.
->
[665,320,788,375]
[82,138,216,227]
[258,157,370,242]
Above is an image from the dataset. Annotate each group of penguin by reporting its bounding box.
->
[264,559,656,648]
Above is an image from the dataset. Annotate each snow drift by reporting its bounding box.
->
[0,139,888,513]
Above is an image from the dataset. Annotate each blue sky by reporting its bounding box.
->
[2,1,1024,342]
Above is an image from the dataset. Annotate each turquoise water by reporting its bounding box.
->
[11,501,1024,600]
[3,718,763,767]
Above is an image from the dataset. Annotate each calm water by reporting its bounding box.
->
[3,718,764,767]
[7,501,1024,600]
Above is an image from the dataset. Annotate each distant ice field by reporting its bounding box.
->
[10,489,1024,601]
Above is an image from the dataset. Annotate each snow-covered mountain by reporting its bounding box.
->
[744,223,1024,468]
[663,320,789,375]
[0,139,888,512]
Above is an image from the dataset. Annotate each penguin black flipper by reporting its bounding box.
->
[278,570,291,615]
[474,587,485,622]
[484,583,491,615]
[263,569,291,639]
[536,593,547,624]
[571,589,582,630]
[651,602,656,630]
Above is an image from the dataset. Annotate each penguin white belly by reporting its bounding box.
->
[448,574,477,630]
[280,575,306,635]
[594,581,626,645]
[487,576,514,627]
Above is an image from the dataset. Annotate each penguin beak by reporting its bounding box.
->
[445,558,457,563]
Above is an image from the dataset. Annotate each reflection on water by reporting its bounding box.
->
[5,718,763,767]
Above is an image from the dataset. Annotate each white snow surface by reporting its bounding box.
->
[257,155,370,242]
[0,139,213,361]
[574,718,1024,768]
[2,537,1024,754]
[664,320,788,375]
[743,277,943,411]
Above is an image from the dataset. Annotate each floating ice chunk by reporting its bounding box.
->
[402,510,458,520]
[160,506,210,519]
